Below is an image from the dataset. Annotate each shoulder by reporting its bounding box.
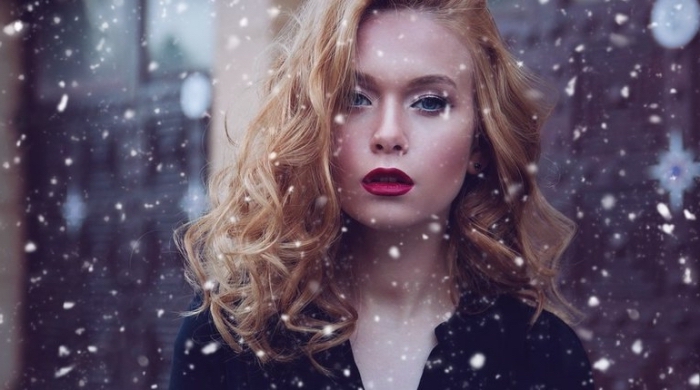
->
[491,296,588,355]
[492,296,595,389]
[432,294,594,389]
[169,296,241,390]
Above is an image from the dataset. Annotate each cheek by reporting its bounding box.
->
[444,151,470,188]
[331,130,359,184]
[429,132,472,172]
[440,142,473,197]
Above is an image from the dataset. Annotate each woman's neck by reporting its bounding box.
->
[339,218,455,320]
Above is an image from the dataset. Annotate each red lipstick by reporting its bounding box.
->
[361,168,414,196]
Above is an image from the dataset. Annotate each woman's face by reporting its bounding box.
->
[333,9,479,231]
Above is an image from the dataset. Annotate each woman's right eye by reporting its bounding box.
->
[350,92,371,107]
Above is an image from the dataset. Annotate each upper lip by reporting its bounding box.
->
[362,168,414,185]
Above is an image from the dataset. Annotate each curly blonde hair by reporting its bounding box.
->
[179,0,576,366]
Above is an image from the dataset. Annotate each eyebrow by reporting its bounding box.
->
[407,75,458,90]
[354,72,458,90]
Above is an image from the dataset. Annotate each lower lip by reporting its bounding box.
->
[361,182,413,196]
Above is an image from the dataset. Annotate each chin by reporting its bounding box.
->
[342,209,447,234]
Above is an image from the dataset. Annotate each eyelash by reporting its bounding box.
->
[350,92,371,107]
[411,95,449,114]
[349,92,450,115]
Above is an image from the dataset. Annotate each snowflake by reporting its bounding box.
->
[648,132,700,211]
[62,190,87,233]
[180,181,208,220]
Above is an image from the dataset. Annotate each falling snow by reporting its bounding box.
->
[565,76,577,96]
[587,296,600,308]
[600,194,616,210]
[690,373,700,386]
[593,358,611,372]
[660,224,675,235]
[3,1,698,389]
[631,339,643,355]
[683,268,693,285]
[201,342,220,355]
[614,14,629,25]
[657,203,672,220]
[2,20,23,36]
[24,242,37,253]
[58,346,70,357]
[54,365,74,378]
[469,353,486,370]
[620,85,629,98]
[267,7,281,18]
[57,94,68,112]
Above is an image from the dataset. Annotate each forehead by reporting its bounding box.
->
[355,9,473,78]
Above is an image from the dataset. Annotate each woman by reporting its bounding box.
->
[170,0,594,389]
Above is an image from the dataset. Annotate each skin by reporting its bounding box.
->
[333,9,484,390]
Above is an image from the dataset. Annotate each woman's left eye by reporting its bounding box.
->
[412,96,448,113]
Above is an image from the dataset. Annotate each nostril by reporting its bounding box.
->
[392,145,402,151]
[376,144,384,151]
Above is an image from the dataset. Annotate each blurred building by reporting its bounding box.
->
[0,0,698,389]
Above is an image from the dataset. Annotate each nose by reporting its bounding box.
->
[370,101,408,154]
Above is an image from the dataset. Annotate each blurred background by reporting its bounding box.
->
[0,0,698,389]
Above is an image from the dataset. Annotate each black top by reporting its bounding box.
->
[169,295,594,390]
